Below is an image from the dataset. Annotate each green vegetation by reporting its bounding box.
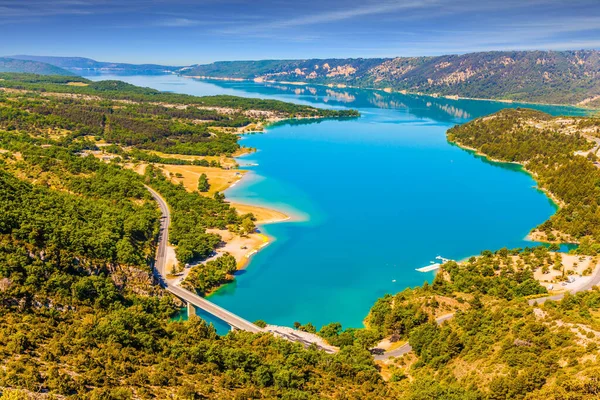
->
[0,73,358,157]
[448,108,600,250]
[399,290,600,400]
[182,253,237,295]
[143,165,240,264]
[353,246,600,399]
[123,149,218,167]
[197,173,210,192]
[0,73,387,398]
[0,57,74,76]
[0,73,359,116]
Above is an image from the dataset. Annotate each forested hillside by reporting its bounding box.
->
[361,249,600,399]
[182,50,600,107]
[8,55,181,74]
[0,58,74,76]
[0,74,388,398]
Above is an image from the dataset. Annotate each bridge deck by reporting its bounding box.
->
[145,185,264,333]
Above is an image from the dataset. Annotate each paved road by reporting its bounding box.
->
[145,185,264,333]
[265,326,338,354]
[373,313,454,360]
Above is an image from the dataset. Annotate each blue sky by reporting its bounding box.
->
[1,0,599,65]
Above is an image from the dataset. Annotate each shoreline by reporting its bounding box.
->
[182,74,599,112]
[453,142,564,210]
[449,139,568,244]
[222,169,301,271]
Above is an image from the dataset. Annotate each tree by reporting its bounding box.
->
[197,173,210,192]
[354,329,381,350]
[241,217,256,236]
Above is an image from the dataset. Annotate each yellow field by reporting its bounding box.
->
[157,165,289,222]
[122,155,289,224]
[161,164,244,195]
[147,151,238,169]
[66,82,89,87]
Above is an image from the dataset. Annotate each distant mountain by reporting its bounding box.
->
[8,55,181,75]
[0,57,74,76]
[181,50,600,107]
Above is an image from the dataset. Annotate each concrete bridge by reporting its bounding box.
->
[146,185,264,333]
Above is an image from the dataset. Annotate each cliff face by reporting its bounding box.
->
[182,50,600,106]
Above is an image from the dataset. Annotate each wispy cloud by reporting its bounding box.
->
[156,17,201,27]
[218,0,438,35]
[263,1,437,28]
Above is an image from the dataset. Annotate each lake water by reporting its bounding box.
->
[88,74,589,332]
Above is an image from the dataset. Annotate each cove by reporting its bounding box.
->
[88,74,591,332]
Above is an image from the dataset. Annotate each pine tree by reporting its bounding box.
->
[197,173,210,192]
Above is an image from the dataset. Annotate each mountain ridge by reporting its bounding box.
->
[9,50,600,107]
[181,50,600,107]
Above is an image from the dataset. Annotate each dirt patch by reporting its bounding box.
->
[206,228,270,269]
[534,254,597,292]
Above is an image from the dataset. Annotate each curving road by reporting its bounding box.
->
[145,185,264,333]
[373,313,454,361]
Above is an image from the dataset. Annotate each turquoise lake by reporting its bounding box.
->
[90,75,590,333]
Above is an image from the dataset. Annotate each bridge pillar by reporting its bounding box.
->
[230,325,236,332]
[187,302,195,318]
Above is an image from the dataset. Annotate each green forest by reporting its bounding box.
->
[0,74,389,399]
[0,75,354,157]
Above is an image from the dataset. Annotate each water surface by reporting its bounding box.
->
[88,74,589,331]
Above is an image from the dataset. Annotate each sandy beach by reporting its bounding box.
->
[122,154,292,272]
[158,160,291,269]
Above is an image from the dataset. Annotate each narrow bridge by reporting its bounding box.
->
[145,185,264,333]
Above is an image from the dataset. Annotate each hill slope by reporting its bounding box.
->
[9,55,181,74]
[0,74,379,399]
[0,57,74,75]
[182,50,600,106]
